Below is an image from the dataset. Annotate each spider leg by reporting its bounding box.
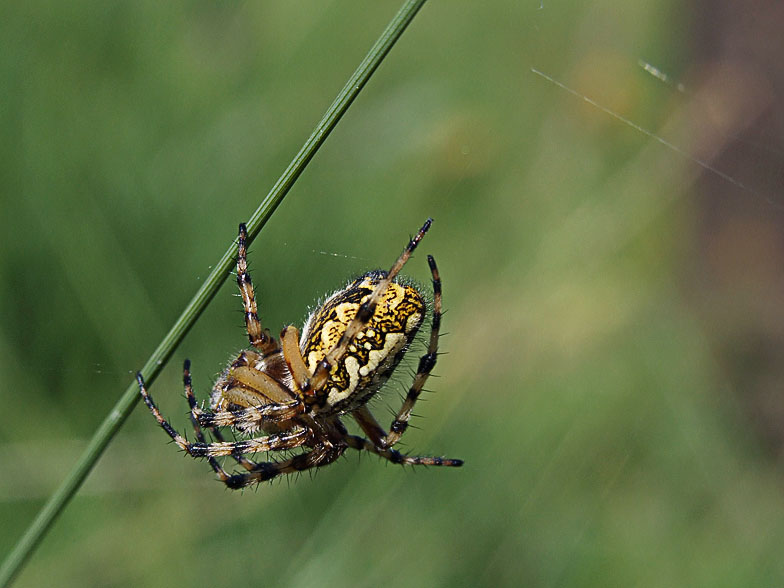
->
[303,218,433,404]
[344,434,462,467]
[221,442,346,489]
[237,223,279,355]
[137,372,309,459]
[383,254,442,447]
[351,405,388,446]
[209,427,264,473]
[192,401,301,431]
[280,325,310,396]
[181,360,267,473]
[180,360,233,480]
[349,255,441,448]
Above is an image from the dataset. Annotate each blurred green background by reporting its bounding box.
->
[3,1,784,586]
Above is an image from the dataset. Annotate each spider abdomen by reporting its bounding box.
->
[300,272,425,415]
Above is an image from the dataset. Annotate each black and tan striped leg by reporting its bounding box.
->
[382,254,442,446]
[181,360,264,474]
[184,359,302,432]
[351,405,388,446]
[208,427,263,473]
[203,350,302,435]
[237,223,279,355]
[349,254,442,448]
[222,442,346,489]
[137,372,309,461]
[179,360,233,479]
[344,434,462,467]
[191,401,302,431]
[303,218,434,403]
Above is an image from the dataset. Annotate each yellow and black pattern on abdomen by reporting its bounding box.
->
[301,272,425,415]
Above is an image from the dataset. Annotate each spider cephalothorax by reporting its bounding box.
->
[137,218,462,489]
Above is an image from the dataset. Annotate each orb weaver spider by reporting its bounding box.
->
[136,218,463,489]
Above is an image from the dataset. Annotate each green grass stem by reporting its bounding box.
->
[0,2,426,585]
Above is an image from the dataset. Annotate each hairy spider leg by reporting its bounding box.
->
[349,254,442,445]
[192,355,303,429]
[383,254,443,446]
[192,395,301,430]
[222,440,346,489]
[181,359,232,480]
[181,359,270,474]
[207,427,265,474]
[136,372,309,459]
[237,223,279,355]
[351,405,389,445]
[343,434,463,467]
[303,218,433,406]
[347,255,461,465]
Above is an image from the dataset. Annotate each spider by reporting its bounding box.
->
[136,218,463,489]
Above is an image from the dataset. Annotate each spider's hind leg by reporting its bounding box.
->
[344,434,462,468]
[350,254,444,449]
[382,254,443,447]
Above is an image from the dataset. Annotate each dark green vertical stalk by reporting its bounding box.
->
[0,2,427,586]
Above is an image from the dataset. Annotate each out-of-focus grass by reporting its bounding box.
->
[2,1,783,587]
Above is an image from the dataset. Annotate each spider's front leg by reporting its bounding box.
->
[237,223,279,356]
